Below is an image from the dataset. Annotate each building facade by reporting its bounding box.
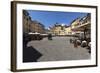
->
[30,20,45,34]
[23,10,32,33]
[71,18,81,35]
[64,26,72,35]
[71,13,91,41]
[50,23,72,36]
[23,10,45,34]
[50,24,64,36]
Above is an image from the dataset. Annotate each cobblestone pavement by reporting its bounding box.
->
[27,36,90,62]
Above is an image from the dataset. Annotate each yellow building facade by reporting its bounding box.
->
[50,24,72,36]
[64,26,72,35]
[70,13,91,39]
[71,18,81,35]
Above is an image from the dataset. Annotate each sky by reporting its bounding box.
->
[27,10,88,29]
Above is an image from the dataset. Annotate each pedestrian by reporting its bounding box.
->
[76,39,81,45]
[70,38,73,43]
[74,39,78,48]
[48,34,52,40]
[81,40,87,47]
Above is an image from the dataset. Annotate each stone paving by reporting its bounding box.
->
[27,36,90,62]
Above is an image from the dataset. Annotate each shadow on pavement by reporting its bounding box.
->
[23,33,43,62]
[23,46,43,62]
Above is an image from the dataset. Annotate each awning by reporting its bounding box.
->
[71,22,91,31]
[28,32,40,35]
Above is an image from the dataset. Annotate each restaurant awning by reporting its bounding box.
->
[71,22,91,31]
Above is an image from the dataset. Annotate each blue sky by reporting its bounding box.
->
[27,10,88,29]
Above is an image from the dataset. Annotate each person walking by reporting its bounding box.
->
[48,34,52,40]
[74,39,78,48]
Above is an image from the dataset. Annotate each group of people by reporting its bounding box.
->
[70,37,91,53]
